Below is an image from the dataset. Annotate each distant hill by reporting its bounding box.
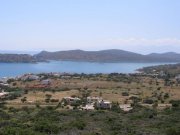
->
[139,63,180,77]
[0,54,36,63]
[34,49,180,62]
[34,49,145,62]
[1,49,180,63]
[147,52,180,61]
[0,50,38,55]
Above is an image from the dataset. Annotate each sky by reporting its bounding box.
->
[0,0,180,54]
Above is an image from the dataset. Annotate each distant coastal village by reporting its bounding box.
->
[1,63,180,112]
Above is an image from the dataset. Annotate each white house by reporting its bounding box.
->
[120,104,133,112]
[73,77,81,79]
[63,97,81,105]
[20,74,39,81]
[41,79,51,85]
[96,100,111,109]
[87,96,102,104]
[61,76,71,79]
[0,90,9,98]
[82,104,95,110]
[0,77,9,83]
[0,83,9,87]
[175,74,180,80]
[53,73,61,77]
[158,104,172,110]
[159,71,166,77]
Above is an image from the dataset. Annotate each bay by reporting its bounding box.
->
[0,61,174,77]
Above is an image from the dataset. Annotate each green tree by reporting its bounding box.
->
[21,97,27,103]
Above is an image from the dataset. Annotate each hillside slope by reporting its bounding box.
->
[0,54,36,63]
[35,49,180,62]
[1,49,180,63]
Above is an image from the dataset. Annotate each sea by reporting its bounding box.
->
[0,61,173,77]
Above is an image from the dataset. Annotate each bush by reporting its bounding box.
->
[111,102,121,113]
[34,120,59,134]
[45,94,52,99]
[122,92,129,96]
[60,87,70,91]
[0,127,43,135]
[70,120,86,130]
[50,99,59,103]
[130,96,141,105]
[166,127,180,135]
[164,93,170,99]
[12,82,17,86]
[21,97,27,103]
[45,98,50,103]
[170,100,180,108]
[143,99,154,104]
[36,103,40,108]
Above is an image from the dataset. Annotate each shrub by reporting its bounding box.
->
[34,120,59,134]
[12,82,17,86]
[122,92,129,96]
[170,100,180,107]
[164,93,170,99]
[70,120,86,130]
[45,94,52,99]
[143,99,154,104]
[50,99,59,103]
[36,103,40,108]
[166,127,180,135]
[21,97,27,103]
[111,102,121,113]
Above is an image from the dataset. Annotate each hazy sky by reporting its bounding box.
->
[0,0,180,54]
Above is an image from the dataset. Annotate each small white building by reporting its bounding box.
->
[73,77,81,79]
[0,83,9,87]
[0,77,9,83]
[63,97,81,104]
[0,90,9,98]
[175,74,180,80]
[20,74,39,81]
[159,71,166,77]
[96,100,111,109]
[120,104,133,112]
[158,104,172,110]
[53,73,61,77]
[87,96,102,104]
[82,104,95,110]
[41,79,51,85]
[29,75,39,80]
[61,76,71,79]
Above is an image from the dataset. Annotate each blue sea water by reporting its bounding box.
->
[0,61,173,77]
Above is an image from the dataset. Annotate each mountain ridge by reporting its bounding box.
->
[34,49,180,63]
[0,54,36,63]
[0,49,180,63]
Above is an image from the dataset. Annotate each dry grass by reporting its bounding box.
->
[7,90,79,104]
[8,76,180,106]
